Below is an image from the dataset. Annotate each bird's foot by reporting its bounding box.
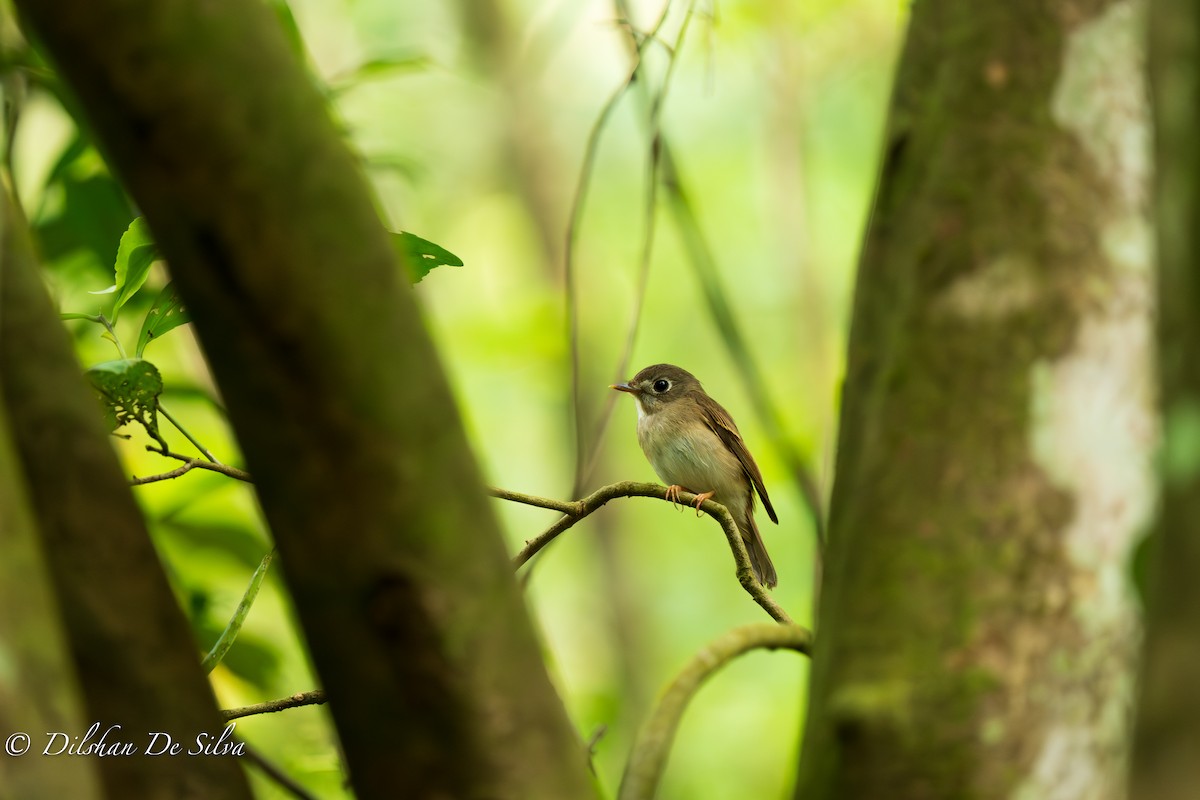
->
[691,490,715,517]
[665,485,686,511]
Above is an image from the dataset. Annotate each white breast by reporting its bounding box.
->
[636,411,749,518]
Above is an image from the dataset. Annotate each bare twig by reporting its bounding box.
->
[618,623,812,800]
[222,690,327,721]
[130,461,204,485]
[157,400,220,463]
[487,486,578,515]
[586,724,608,775]
[500,481,794,624]
[133,446,252,484]
[564,73,640,492]
[574,2,699,495]
[236,738,321,800]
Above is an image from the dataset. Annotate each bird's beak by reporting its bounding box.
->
[611,382,638,394]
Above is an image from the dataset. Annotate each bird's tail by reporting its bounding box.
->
[741,513,778,589]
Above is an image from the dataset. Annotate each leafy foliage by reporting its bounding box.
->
[30,135,135,277]
[108,216,159,322]
[84,358,166,447]
[392,230,464,284]
[136,281,191,357]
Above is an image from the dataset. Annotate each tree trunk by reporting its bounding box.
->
[0,191,252,799]
[1129,1,1200,797]
[0,319,100,800]
[796,1,1152,797]
[13,0,596,797]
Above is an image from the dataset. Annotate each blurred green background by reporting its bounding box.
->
[13,0,903,796]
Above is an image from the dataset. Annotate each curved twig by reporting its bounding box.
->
[564,1,678,494]
[497,481,794,624]
[573,2,698,495]
[618,623,812,800]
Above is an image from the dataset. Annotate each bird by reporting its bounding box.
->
[611,363,779,588]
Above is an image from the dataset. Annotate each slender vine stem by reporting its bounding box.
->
[202,549,275,673]
[618,623,812,800]
[157,400,220,463]
[61,311,128,358]
[564,1,677,496]
[236,738,321,800]
[659,149,827,547]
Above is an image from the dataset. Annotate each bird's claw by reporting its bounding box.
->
[665,485,685,511]
[664,486,714,516]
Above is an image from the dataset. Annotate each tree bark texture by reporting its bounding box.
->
[1129,1,1200,797]
[796,1,1152,797]
[0,334,100,799]
[0,192,252,798]
[12,1,596,797]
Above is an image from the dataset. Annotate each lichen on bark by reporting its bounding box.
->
[795,1,1152,797]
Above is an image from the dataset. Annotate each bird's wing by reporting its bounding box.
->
[698,394,778,524]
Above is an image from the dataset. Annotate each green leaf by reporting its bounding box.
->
[391,231,463,284]
[201,550,274,675]
[111,217,159,322]
[30,134,135,275]
[328,55,431,97]
[84,358,165,447]
[136,281,192,357]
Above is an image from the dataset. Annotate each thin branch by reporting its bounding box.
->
[487,486,578,515]
[130,461,204,485]
[565,1,677,495]
[618,622,812,800]
[133,446,252,484]
[236,738,321,800]
[222,690,327,721]
[574,3,698,496]
[660,146,828,548]
[605,3,829,549]
[565,70,639,491]
[92,311,129,359]
[61,311,128,359]
[501,481,794,624]
[157,400,220,463]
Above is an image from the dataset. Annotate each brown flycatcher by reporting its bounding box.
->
[612,364,779,588]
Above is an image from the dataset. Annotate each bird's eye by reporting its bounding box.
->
[652,379,670,393]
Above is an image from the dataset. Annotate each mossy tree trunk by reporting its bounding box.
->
[796,1,1152,797]
[13,0,596,797]
[1129,1,1200,797]
[1,192,253,799]
[0,228,101,799]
